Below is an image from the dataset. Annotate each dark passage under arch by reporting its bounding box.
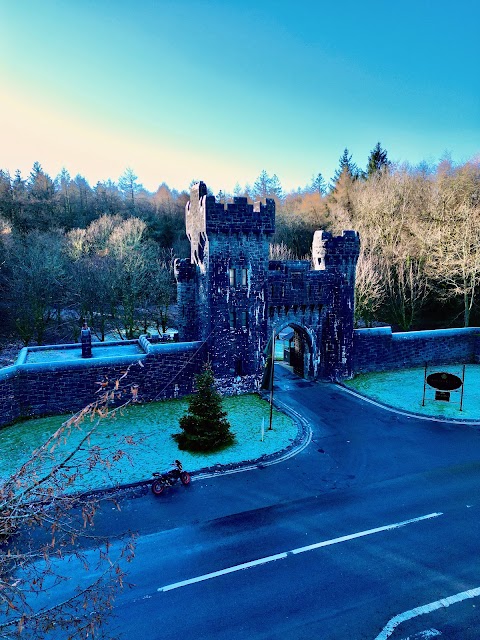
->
[263,324,313,388]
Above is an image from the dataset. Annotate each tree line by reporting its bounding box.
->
[238,147,480,331]
[0,166,189,345]
[0,145,479,347]
[325,153,480,330]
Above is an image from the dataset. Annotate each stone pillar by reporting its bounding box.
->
[80,321,92,358]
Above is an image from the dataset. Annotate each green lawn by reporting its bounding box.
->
[0,395,296,492]
[346,364,480,421]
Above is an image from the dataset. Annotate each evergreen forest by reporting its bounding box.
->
[0,146,479,363]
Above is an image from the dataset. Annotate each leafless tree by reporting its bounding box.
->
[354,248,384,327]
[0,368,141,639]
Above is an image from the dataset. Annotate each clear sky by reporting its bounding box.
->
[1,0,479,194]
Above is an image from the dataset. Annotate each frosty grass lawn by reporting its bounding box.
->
[345,364,480,421]
[0,395,296,492]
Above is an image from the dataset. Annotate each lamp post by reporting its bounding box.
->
[269,329,275,430]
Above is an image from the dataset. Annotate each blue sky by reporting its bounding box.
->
[1,0,479,194]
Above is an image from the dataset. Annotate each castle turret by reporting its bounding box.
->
[174,258,198,341]
[312,230,360,379]
[312,230,360,284]
[179,181,276,390]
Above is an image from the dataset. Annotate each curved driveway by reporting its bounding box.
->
[78,366,480,638]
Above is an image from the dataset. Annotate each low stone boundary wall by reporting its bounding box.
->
[0,341,207,428]
[353,327,480,374]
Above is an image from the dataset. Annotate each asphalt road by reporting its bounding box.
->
[37,365,480,638]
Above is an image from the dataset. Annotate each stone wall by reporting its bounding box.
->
[0,341,206,429]
[0,367,21,426]
[353,327,480,374]
[207,231,271,391]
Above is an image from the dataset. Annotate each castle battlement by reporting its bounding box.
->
[312,229,360,276]
[186,182,275,238]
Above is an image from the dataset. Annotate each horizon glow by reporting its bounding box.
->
[1,0,479,195]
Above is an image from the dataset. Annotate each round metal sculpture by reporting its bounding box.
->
[426,372,463,391]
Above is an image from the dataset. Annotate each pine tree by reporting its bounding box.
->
[366,142,390,178]
[269,174,283,200]
[331,148,362,189]
[310,172,327,196]
[118,167,142,211]
[233,182,242,198]
[252,169,271,200]
[173,363,235,452]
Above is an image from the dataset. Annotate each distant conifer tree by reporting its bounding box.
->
[331,148,362,189]
[253,169,272,200]
[269,174,284,200]
[366,142,391,177]
[310,172,327,196]
[173,363,235,452]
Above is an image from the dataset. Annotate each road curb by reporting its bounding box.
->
[337,383,480,426]
[87,394,312,501]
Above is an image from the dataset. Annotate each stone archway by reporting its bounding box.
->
[274,322,314,379]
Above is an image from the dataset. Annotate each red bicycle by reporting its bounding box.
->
[151,460,191,495]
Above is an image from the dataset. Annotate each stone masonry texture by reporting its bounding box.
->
[353,327,480,374]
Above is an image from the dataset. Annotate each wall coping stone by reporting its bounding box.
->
[391,327,480,341]
[17,355,147,373]
[354,327,392,337]
[355,327,480,341]
[0,365,17,383]
[146,341,203,355]
[15,348,28,365]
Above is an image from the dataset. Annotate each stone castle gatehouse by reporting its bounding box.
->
[3,180,480,429]
[175,181,360,392]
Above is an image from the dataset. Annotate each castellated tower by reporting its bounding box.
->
[311,230,360,378]
[175,181,275,391]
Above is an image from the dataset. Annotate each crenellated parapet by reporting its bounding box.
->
[312,229,360,283]
[203,197,276,235]
[186,182,275,259]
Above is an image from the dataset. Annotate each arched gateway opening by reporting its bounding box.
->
[268,323,314,380]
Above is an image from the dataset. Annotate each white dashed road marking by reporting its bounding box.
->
[157,512,442,592]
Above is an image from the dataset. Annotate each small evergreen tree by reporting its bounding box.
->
[173,363,235,452]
